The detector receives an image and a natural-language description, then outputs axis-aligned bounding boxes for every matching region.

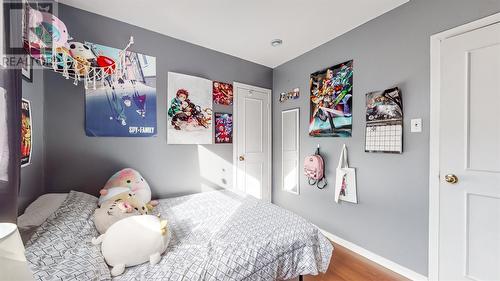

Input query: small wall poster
[85,43,157,137]
[279,88,300,103]
[309,60,353,137]
[21,99,32,167]
[213,81,233,106]
[168,72,213,144]
[365,87,403,153]
[215,113,232,144]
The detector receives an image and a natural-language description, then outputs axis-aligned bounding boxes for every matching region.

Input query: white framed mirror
[282,108,300,195]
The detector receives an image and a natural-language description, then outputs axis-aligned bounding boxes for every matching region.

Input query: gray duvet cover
[26,190,332,280]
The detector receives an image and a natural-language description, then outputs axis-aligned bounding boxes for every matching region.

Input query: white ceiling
[57,0,409,68]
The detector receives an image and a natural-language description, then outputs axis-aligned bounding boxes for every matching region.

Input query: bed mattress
[26,190,333,280]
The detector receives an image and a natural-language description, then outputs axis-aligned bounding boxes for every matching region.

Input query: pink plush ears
[99,189,108,196]
[150,200,159,207]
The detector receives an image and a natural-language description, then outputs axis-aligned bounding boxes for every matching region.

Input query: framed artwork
[309,60,353,137]
[213,81,233,106]
[22,56,33,82]
[167,72,213,144]
[21,98,32,167]
[215,113,232,144]
[365,87,403,153]
[85,43,157,137]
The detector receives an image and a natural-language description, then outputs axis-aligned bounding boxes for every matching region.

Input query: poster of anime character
[85,43,157,137]
[215,113,232,144]
[309,60,353,137]
[213,81,233,106]
[21,99,32,167]
[167,72,213,144]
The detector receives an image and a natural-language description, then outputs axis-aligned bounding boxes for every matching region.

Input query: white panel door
[234,83,271,202]
[439,22,500,281]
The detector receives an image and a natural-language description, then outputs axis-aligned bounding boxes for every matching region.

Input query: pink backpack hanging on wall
[304,146,327,189]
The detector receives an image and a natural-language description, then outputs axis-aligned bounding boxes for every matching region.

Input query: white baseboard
[319,228,428,281]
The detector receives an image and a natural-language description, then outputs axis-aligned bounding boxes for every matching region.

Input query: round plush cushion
[101,215,170,267]
[99,168,152,206]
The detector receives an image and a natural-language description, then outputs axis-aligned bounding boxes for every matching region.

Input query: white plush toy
[92,215,170,276]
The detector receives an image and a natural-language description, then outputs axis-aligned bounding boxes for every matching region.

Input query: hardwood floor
[304,242,409,281]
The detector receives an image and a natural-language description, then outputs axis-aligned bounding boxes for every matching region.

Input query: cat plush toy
[98,168,158,209]
[93,192,150,234]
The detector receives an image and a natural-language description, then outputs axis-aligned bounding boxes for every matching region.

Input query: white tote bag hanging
[334,144,357,203]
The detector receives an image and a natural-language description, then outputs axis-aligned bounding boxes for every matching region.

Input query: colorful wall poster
[215,113,232,144]
[168,72,213,144]
[309,60,353,137]
[85,43,157,137]
[213,81,233,106]
[21,99,32,167]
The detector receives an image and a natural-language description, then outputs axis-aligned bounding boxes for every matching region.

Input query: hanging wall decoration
[85,43,157,137]
[213,81,233,106]
[22,2,135,90]
[21,99,32,167]
[365,87,403,153]
[279,88,300,103]
[167,72,213,144]
[309,60,353,137]
[215,113,233,144]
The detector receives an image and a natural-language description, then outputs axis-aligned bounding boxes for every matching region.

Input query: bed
[24,190,333,280]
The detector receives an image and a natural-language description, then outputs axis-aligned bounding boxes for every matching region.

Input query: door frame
[428,12,500,280]
[232,82,272,202]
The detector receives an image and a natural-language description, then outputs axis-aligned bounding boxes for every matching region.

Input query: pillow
[18,193,68,228]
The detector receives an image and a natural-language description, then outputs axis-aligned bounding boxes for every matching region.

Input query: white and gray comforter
[26,190,333,280]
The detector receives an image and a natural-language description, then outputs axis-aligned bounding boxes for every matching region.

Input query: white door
[233,83,271,202]
[439,22,500,280]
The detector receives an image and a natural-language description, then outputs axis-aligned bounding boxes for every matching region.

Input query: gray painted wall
[20,69,45,212]
[43,4,272,198]
[272,0,500,276]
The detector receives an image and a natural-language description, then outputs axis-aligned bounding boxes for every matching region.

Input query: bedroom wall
[272,0,500,276]
[43,4,272,198]
[19,69,45,212]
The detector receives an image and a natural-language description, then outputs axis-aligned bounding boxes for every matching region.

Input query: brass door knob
[239,155,245,161]
[444,174,458,184]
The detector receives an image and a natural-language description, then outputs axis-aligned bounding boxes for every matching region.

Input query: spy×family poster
[85,43,157,137]
[309,60,353,137]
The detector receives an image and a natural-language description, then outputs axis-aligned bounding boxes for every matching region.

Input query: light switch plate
[411,118,422,133]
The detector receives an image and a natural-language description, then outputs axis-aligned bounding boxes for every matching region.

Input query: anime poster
[85,43,157,137]
[213,81,233,105]
[167,72,213,144]
[21,99,32,167]
[215,113,232,144]
[309,60,353,137]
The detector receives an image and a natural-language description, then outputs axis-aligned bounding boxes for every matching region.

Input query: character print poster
[21,99,32,167]
[309,60,353,137]
[215,113,232,144]
[167,72,213,144]
[85,43,157,137]
[213,81,233,106]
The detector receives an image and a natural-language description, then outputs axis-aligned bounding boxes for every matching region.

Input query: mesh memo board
[365,88,403,154]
